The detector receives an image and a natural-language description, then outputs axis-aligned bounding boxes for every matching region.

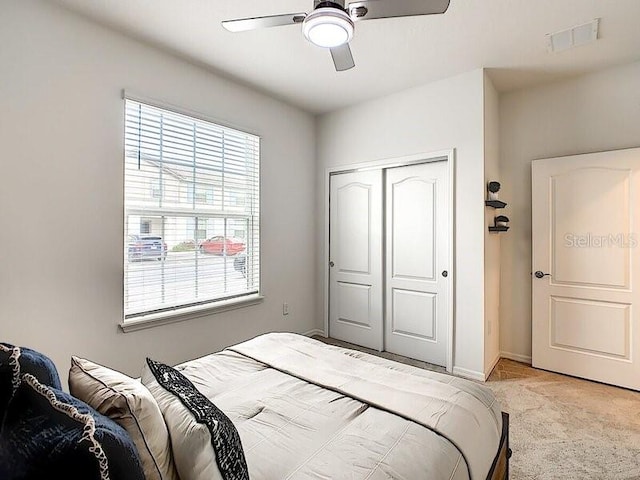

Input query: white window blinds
[124,99,260,319]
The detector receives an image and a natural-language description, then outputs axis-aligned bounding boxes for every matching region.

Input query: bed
[171,333,509,480]
[1,333,510,480]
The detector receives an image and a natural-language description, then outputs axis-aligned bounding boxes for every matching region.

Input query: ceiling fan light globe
[308,23,349,48]
[302,7,354,48]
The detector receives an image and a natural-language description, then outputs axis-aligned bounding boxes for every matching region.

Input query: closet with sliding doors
[328,155,452,367]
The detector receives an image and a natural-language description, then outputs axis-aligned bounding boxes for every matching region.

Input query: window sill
[119,294,264,333]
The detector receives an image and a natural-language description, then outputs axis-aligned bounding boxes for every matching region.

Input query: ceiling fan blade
[347,0,450,21]
[222,13,307,32]
[330,43,355,72]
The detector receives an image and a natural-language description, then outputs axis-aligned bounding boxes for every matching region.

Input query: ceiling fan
[222,0,450,72]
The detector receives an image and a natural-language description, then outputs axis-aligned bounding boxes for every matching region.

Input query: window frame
[120,92,263,332]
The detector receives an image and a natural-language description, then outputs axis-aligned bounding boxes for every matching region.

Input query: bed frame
[486,412,511,480]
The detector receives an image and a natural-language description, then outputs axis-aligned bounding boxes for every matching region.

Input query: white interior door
[532,148,640,390]
[329,170,383,350]
[385,161,449,366]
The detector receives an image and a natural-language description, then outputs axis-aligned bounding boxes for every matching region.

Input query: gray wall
[499,61,640,361]
[483,72,501,374]
[317,69,489,377]
[0,0,317,384]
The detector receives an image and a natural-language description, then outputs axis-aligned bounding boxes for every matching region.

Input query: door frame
[323,149,456,373]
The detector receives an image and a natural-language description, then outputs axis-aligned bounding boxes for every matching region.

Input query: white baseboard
[452,366,486,382]
[303,328,326,338]
[500,351,532,365]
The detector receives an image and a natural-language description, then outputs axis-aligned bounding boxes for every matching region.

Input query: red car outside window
[199,236,245,255]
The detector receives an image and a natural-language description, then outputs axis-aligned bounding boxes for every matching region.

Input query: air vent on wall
[546,18,599,53]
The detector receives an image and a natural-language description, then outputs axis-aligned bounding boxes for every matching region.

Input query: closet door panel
[329,170,383,350]
[385,161,449,366]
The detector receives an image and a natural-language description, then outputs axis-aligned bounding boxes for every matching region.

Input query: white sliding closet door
[384,161,450,366]
[329,170,384,350]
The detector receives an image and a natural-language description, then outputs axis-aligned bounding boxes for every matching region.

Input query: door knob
[329,261,335,268]
[534,271,551,279]
[442,270,448,278]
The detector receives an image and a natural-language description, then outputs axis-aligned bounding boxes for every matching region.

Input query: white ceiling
[50,0,640,114]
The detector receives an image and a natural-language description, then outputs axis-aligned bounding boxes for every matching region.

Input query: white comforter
[176,333,502,480]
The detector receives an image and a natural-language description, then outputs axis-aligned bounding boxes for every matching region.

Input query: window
[186,183,215,205]
[124,99,260,320]
[150,180,163,199]
[140,219,151,234]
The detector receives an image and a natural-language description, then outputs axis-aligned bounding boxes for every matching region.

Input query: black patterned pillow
[0,374,145,480]
[1,342,62,389]
[0,344,21,428]
[141,358,249,480]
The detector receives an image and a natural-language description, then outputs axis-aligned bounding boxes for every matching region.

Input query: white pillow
[141,358,249,480]
[69,356,179,480]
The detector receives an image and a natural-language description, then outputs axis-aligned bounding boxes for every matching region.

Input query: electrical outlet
[283,303,289,315]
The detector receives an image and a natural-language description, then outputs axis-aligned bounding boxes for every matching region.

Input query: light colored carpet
[488,360,640,480]
[315,336,640,480]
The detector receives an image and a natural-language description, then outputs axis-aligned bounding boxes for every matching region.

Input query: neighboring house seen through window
[123,99,260,320]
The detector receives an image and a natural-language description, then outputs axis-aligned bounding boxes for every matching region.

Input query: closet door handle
[442,270,448,278]
[329,261,335,268]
